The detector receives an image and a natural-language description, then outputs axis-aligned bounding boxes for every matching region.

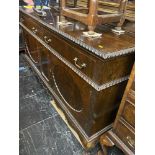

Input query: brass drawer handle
[73,57,87,69]
[44,36,51,44]
[126,136,135,148]
[20,18,24,22]
[31,27,38,34]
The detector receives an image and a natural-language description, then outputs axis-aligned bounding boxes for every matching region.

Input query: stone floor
[19,53,101,155]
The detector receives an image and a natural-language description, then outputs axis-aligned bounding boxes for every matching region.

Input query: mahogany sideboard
[19,7,135,149]
[100,64,135,154]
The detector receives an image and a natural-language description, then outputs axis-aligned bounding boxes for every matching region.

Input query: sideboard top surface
[19,7,135,59]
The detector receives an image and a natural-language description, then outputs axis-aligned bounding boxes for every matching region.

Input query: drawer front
[20,13,135,86]
[129,78,135,98]
[121,100,135,127]
[126,91,135,105]
[20,14,96,80]
[131,79,135,91]
[20,14,43,38]
[20,13,29,26]
[19,12,25,23]
[114,120,135,152]
[40,26,96,80]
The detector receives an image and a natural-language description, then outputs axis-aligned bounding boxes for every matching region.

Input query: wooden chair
[60,0,128,32]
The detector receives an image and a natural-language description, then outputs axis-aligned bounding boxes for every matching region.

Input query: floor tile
[19,75,46,99]
[22,116,82,155]
[19,131,30,155]
[19,65,35,78]
[19,54,28,67]
[19,54,37,77]
[20,130,38,155]
[21,116,100,155]
[20,90,56,130]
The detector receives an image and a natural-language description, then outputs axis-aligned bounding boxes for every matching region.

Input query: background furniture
[66,0,135,22]
[61,0,128,32]
[100,64,135,155]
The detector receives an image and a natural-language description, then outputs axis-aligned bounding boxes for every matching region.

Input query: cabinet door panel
[37,42,51,83]
[53,65,83,112]
[22,29,41,70]
[48,52,93,134]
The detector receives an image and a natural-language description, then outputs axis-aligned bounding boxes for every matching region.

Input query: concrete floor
[19,53,101,155]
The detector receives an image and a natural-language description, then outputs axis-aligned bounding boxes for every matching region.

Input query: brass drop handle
[20,18,24,22]
[31,27,38,34]
[126,136,135,148]
[44,36,51,44]
[73,57,86,69]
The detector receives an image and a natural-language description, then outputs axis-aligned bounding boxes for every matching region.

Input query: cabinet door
[22,29,41,70]
[48,52,93,135]
[38,42,51,83]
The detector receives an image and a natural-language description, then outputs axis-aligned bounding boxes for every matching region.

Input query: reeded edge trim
[23,54,113,143]
[19,8,135,59]
[20,23,129,91]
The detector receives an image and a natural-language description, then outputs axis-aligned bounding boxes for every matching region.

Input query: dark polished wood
[100,64,135,154]
[20,7,134,149]
[23,30,41,71]
[19,26,26,52]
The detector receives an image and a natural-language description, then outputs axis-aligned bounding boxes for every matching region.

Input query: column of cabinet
[23,29,52,83]
[23,29,41,71]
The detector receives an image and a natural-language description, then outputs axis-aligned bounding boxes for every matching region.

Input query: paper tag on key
[57,21,73,27]
[82,31,102,39]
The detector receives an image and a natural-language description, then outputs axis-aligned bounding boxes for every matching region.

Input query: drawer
[20,14,43,37]
[40,26,96,80]
[121,100,135,127]
[20,13,28,25]
[131,80,135,91]
[114,120,135,152]
[20,14,94,81]
[126,91,135,105]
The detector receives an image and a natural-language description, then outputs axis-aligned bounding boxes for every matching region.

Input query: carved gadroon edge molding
[20,8,135,59]
[24,54,113,142]
[20,22,129,91]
